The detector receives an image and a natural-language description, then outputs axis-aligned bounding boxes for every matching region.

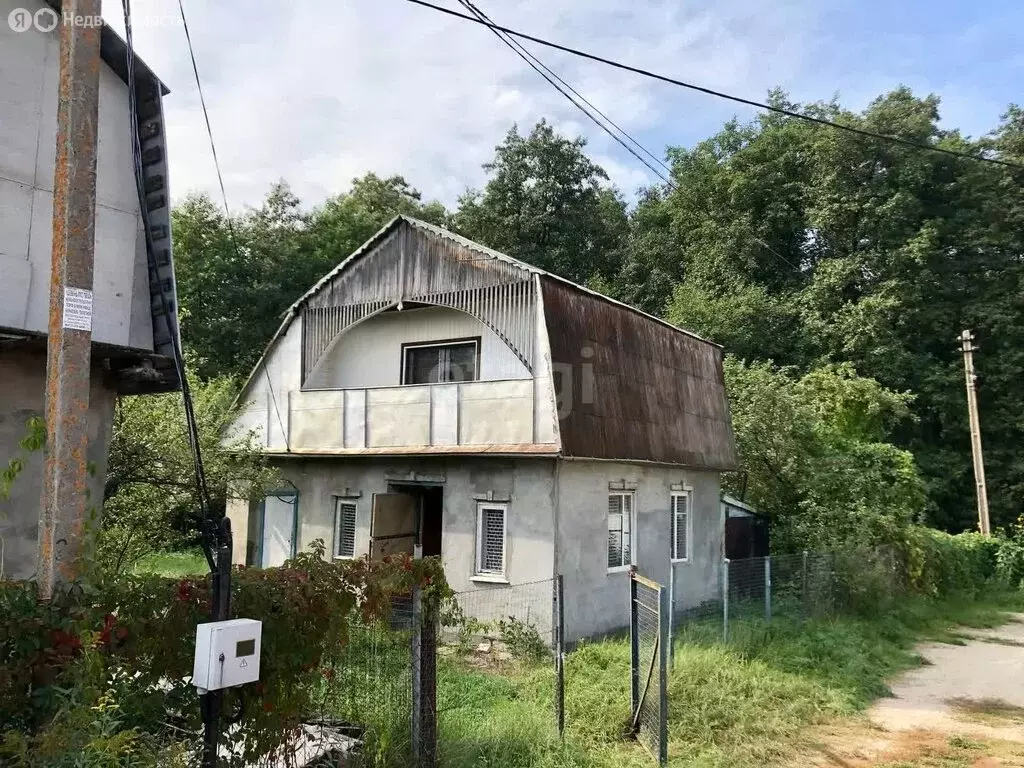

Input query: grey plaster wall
[554,460,722,641]
[0,350,115,579]
[238,456,557,597]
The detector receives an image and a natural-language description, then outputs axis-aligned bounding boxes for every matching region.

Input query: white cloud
[100,0,1016,213]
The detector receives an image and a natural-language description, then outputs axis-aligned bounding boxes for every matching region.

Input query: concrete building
[0,0,179,579]
[226,217,737,641]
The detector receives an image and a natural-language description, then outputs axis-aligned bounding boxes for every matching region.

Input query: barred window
[475,503,507,576]
[334,498,357,559]
[671,491,690,561]
[608,492,634,570]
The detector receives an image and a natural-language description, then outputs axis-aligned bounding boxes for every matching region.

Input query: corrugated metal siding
[540,277,738,470]
[302,222,535,382]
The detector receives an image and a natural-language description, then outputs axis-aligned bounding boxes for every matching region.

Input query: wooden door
[369,492,418,561]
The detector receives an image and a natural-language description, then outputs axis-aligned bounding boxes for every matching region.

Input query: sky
[100,0,1024,212]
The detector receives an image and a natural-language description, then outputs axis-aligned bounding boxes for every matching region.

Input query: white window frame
[333,497,358,559]
[670,489,693,563]
[607,491,636,573]
[473,501,508,583]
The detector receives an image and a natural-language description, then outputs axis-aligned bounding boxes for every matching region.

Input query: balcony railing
[286,379,542,452]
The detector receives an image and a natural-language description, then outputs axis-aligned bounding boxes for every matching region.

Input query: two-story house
[226,216,738,641]
[1,0,179,579]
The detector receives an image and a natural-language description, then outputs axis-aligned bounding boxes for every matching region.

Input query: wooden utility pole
[37,0,103,598]
[959,330,991,536]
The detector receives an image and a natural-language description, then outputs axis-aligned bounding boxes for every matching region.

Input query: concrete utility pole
[959,330,991,536]
[37,0,103,599]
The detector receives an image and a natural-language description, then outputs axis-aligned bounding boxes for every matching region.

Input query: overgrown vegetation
[0,545,448,767]
[438,590,1024,768]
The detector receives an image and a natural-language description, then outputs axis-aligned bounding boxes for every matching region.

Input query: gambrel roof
[240,216,738,470]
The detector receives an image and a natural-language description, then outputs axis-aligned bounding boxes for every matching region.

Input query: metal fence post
[411,584,422,762]
[802,550,809,617]
[668,565,675,671]
[764,556,772,623]
[658,585,670,766]
[555,575,565,738]
[629,568,640,717]
[722,558,730,643]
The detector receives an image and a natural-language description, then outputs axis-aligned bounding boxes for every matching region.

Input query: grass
[437,591,1024,768]
[132,549,207,578]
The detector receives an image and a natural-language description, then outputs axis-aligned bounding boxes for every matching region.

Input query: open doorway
[388,483,443,557]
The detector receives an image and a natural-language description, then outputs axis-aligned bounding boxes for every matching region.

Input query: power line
[175,0,291,451]
[406,0,1024,172]
[456,0,801,275]
[122,0,214,570]
[456,0,673,181]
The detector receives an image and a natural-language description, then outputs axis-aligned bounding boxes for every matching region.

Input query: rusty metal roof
[541,277,738,471]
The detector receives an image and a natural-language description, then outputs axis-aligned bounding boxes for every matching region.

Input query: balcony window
[402,338,479,384]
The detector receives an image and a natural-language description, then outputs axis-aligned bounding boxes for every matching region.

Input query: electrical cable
[121,0,217,571]
[405,0,1024,172]
[455,0,673,183]
[175,0,291,452]
[458,0,802,275]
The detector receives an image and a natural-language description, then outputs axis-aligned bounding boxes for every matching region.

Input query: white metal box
[193,619,262,692]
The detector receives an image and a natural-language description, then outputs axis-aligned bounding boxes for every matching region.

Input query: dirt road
[869,614,1024,741]
[805,615,1024,767]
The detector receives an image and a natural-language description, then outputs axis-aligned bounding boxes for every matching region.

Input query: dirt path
[868,614,1024,742]
[802,615,1024,767]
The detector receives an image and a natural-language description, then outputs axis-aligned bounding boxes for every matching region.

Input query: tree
[725,359,925,550]
[640,88,1024,531]
[99,365,278,572]
[453,121,628,283]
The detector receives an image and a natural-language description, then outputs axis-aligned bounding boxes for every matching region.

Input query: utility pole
[37,0,102,599]
[959,330,991,536]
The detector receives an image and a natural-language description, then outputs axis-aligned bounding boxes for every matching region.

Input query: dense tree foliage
[454,121,628,283]
[167,89,1024,538]
[652,89,1024,531]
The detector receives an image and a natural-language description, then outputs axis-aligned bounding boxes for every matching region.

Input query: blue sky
[101,0,1024,210]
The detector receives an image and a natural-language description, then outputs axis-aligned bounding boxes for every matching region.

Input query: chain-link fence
[630,572,668,766]
[438,577,566,745]
[441,578,556,657]
[671,546,905,647]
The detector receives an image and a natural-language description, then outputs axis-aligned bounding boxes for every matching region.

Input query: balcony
[285,379,554,454]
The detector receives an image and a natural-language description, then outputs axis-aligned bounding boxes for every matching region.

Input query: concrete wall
[226,454,723,642]
[305,306,530,389]
[555,459,722,641]
[0,350,115,580]
[0,0,154,350]
[230,456,557,598]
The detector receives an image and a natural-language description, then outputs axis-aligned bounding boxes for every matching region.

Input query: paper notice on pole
[62,287,93,332]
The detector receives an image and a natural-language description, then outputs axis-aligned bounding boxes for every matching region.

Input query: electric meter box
[193,619,262,692]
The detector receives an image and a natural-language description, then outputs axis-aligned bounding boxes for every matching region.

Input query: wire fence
[630,573,668,765]
[200,593,436,768]
[671,546,904,647]
[440,578,556,657]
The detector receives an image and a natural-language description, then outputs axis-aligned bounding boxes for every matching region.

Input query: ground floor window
[334,498,358,559]
[671,490,691,562]
[475,502,507,577]
[608,492,634,570]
